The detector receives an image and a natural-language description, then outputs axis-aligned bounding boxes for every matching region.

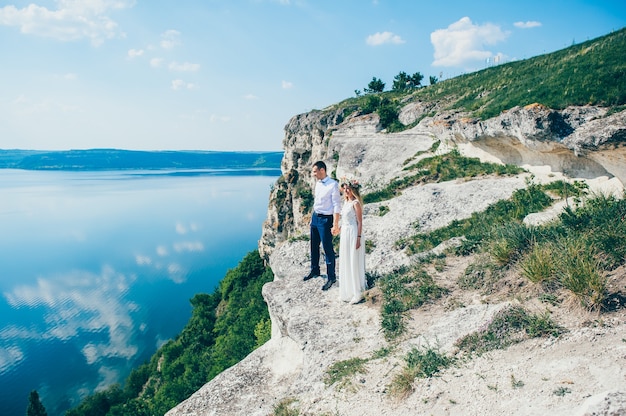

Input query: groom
[303,160,341,291]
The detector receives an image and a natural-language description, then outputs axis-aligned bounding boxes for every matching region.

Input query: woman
[338,179,367,304]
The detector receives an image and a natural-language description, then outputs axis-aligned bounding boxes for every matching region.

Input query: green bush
[389,347,454,398]
[520,242,557,285]
[455,306,564,356]
[556,237,607,309]
[488,222,538,266]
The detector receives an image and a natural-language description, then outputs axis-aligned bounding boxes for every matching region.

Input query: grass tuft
[324,357,368,389]
[455,306,564,355]
[389,347,454,399]
[271,398,299,416]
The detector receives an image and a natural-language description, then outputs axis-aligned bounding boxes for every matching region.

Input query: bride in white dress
[337,180,367,304]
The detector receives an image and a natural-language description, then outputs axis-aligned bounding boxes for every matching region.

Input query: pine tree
[26,390,47,416]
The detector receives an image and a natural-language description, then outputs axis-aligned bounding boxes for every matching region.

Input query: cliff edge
[166,102,626,416]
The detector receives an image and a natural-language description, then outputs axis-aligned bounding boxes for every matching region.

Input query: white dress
[338,199,366,303]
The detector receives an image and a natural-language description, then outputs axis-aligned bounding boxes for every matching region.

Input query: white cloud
[171,79,197,90]
[209,114,231,123]
[156,245,169,256]
[2,267,139,366]
[167,263,186,283]
[366,31,405,46]
[431,17,510,67]
[244,93,259,100]
[160,29,181,49]
[150,57,163,68]
[0,0,135,45]
[169,61,201,72]
[173,241,204,253]
[175,222,198,234]
[514,21,542,29]
[64,72,77,80]
[0,346,24,373]
[281,80,293,89]
[127,48,144,58]
[135,254,151,265]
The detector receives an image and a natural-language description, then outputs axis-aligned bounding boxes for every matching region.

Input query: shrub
[488,222,537,266]
[556,237,607,309]
[254,318,272,348]
[520,243,557,285]
[455,306,564,356]
[389,347,454,398]
[559,193,626,270]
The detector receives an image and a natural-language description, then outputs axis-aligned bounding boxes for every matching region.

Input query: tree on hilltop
[392,71,424,91]
[364,77,385,93]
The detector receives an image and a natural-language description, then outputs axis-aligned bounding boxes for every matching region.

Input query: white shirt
[313,176,341,215]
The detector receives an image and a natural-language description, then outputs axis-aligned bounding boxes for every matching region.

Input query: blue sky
[0,1,624,151]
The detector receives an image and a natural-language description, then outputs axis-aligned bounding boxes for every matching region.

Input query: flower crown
[340,176,361,190]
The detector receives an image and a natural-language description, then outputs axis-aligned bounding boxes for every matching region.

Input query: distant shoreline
[0,149,284,171]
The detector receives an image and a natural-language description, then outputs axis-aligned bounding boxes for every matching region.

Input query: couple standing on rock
[302,160,367,304]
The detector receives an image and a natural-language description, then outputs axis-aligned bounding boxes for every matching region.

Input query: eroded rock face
[423,104,626,182]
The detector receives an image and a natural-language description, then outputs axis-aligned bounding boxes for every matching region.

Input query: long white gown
[338,199,367,303]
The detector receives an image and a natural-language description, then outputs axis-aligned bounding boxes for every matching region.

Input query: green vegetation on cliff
[65,250,273,416]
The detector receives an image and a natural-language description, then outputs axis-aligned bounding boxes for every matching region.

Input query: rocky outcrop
[424,104,626,183]
[167,102,626,416]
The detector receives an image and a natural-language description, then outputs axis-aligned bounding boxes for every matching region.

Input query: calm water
[0,169,278,416]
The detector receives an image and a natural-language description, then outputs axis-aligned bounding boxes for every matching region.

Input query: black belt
[314,212,333,218]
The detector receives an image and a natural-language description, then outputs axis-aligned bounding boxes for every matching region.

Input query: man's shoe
[303,271,319,281]
[321,279,336,291]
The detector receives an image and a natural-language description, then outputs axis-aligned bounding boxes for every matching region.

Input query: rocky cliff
[166,102,626,416]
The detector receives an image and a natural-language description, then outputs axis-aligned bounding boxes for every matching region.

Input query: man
[304,160,341,291]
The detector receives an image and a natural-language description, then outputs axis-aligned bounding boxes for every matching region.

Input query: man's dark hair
[313,160,327,171]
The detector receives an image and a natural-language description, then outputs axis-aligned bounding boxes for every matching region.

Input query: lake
[0,169,278,416]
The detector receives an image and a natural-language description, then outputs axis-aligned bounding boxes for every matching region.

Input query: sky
[0,1,624,151]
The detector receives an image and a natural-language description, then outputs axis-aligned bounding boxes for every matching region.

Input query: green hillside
[416,27,626,119]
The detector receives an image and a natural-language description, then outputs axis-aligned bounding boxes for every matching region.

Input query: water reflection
[0,169,276,416]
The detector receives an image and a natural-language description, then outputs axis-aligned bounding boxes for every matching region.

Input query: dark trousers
[310,213,336,280]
